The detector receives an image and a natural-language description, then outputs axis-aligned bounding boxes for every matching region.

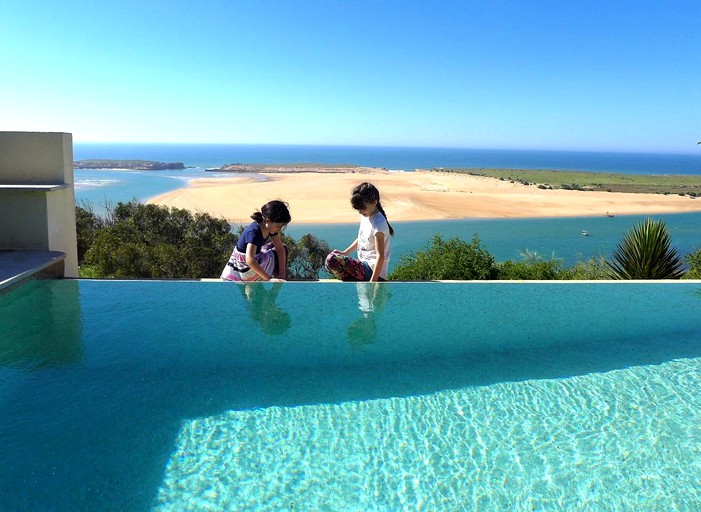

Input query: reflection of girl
[356,282,391,317]
[325,182,394,282]
[346,282,392,348]
[241,282,291,335]
[221,200,291,282]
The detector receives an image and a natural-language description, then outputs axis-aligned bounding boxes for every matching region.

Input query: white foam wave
[74,179,120,190]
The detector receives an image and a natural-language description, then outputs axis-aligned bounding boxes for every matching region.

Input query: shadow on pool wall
[1,280,701,510]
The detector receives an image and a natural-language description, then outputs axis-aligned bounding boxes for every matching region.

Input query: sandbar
[147,170,701,224]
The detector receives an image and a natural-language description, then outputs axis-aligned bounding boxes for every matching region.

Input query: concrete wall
[0,132,78,277]
[0,192,49,247]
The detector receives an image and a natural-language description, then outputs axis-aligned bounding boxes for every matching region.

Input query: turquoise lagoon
[1,279,701,510]
[73,143,701,268]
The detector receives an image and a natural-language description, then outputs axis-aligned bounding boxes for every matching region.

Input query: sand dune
[148,170,701,224]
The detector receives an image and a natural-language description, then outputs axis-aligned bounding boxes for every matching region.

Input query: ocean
[72,143,701,266]
[74,143,701,174]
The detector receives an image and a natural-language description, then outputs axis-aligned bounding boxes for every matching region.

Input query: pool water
[1,280,700,510]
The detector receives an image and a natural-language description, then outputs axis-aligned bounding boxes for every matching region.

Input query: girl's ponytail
[377,202,394,236]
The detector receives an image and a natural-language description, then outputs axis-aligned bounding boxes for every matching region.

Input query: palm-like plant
[605,218,685,279]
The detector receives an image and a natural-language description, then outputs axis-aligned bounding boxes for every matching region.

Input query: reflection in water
[240,282,291,335]
[346,283,392,348]
[0,280,83,369]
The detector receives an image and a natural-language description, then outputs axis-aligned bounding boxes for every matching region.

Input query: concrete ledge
[0,183,69,191]
[0,250,66,291]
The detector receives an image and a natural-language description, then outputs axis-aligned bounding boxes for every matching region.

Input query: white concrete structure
[0,132,78,278]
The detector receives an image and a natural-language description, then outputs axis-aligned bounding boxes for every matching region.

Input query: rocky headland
[205,163,387,174]
[74,159,186,170]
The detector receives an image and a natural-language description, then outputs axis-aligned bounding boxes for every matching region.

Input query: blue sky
[1,1,699,152]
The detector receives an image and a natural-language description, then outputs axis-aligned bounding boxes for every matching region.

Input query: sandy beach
[148,170,701,224]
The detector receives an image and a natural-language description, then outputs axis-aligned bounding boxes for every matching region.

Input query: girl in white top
[325,182,394,281]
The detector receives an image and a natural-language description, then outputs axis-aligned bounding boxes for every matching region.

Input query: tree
[284,233,331,280]
[83,202,235,278]
[79,201,331,280]
[605,218,685,279]
[75,202,106,264]
[389,234,498,280]
[683,248,701,279]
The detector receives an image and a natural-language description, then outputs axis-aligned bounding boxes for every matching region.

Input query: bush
[559,257,609,280]
[389,234,498,281]
[79,201,332,280]
[284,233,331,280]
[497,253,564,280]
[75,203,106,264]
[684,249,701,279]
[82,201,235,278]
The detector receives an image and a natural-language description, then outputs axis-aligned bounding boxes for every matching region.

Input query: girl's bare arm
[340,238,358,255]
[370,232,385,282]
[245,243,271,281]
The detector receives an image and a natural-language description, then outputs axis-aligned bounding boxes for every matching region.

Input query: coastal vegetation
[76,201,330,279]
[436,168,701,196]
[685,250,701,279]
[388,236,608,281]
[76,202,700,281]
[387,235,498,281]
[78,202,234,278]
[389,222,699,281]
[284,233,331,280]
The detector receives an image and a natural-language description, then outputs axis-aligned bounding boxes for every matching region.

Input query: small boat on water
[581,230,590,236]
[605,212,614,217]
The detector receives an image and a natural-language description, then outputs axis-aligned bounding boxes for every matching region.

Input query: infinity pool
[1,280,700,510]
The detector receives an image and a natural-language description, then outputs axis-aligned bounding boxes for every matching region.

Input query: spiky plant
[605,218,685,279]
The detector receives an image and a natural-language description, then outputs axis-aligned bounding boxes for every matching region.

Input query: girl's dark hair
[351,182,394,236]
[251,200,292,224]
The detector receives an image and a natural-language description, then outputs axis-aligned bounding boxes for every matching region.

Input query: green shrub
[497,254,564,280]
[683,249,701,279]
[559,257,609,280]
[281,233,330,280]
[83,201,235,278]
[75,203,105,264]
[79,201,331,280]
[388,234,498,281]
